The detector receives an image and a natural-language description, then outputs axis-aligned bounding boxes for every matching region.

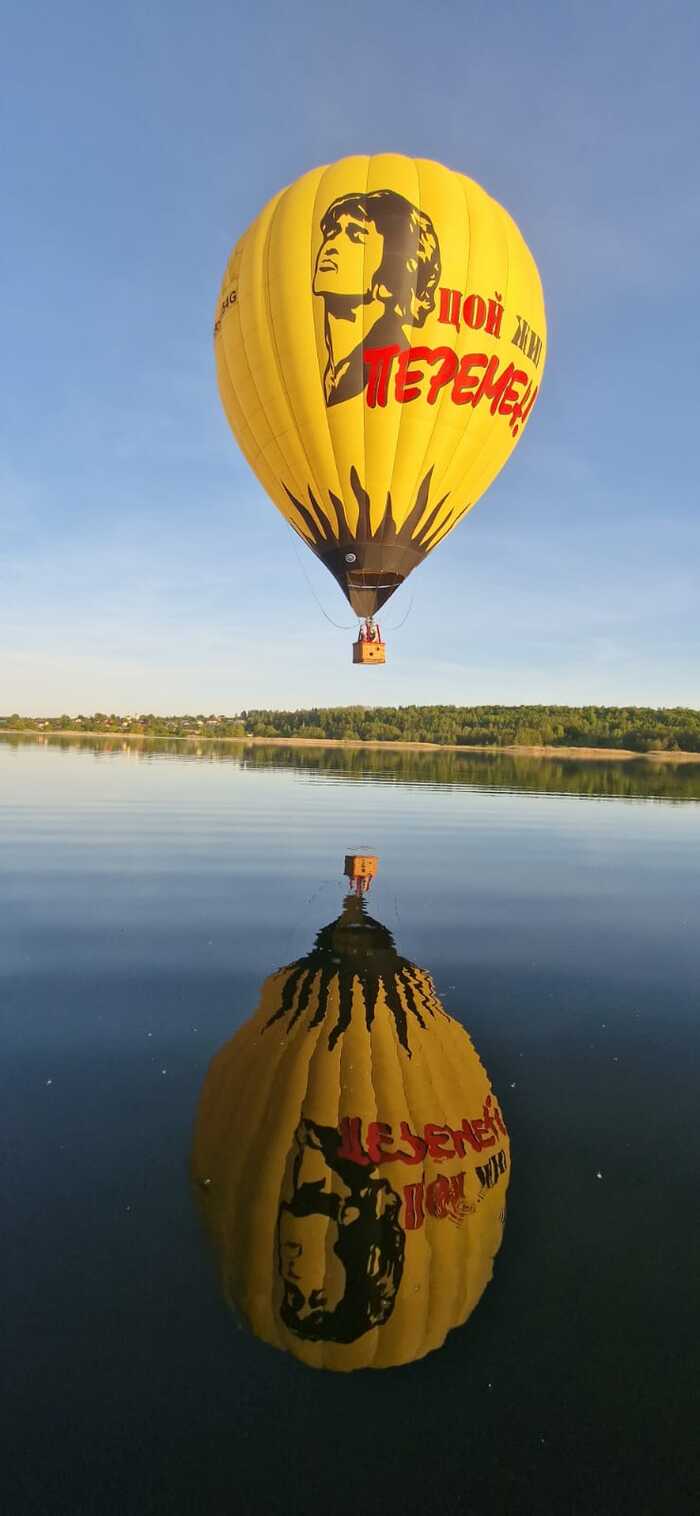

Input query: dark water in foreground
[2,736,699,1515]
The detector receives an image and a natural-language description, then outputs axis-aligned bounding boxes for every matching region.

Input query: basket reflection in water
[192,866,509,1371]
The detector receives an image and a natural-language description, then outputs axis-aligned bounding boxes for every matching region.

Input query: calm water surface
[2,736,699,1514]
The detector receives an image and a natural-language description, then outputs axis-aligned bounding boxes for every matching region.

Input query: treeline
[1,705,699,751]
[0,713,247,739]
[235,704,700,752]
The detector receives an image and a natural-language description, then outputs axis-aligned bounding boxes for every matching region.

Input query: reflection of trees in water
[241,744,700,801]
[3,732,700,802]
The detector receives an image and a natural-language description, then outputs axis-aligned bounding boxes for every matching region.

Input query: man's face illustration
[278,1210,346,1322]
[313,213,384,301]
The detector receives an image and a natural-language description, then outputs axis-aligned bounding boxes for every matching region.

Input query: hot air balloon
[214,154,546,662]
[192,874,510,1371]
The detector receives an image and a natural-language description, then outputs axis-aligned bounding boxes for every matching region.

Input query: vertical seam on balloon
[327,976,349,1371]
[220,210,285,476]
[384,165,476,554]
[217,341,272,494]
[302,969,342,1371]
[217,266,268,470]
[423,1000,480,1333]
[391,976,437,1360]
[362,155,372,549]
[217,210,316,544]
[363,980,392,1370]
[310,158,366,544]
[393,167,477,548]
[225,968,303,1343]
[440,171,480,526]
[361,966,383,1370]
[384,981,425,1370]
[310,165,342,533]
[409,973,465,1343]
[422,184,512,554]
[438,182,513,537]
[293,970,334,1370]
[430,982,484,1352]
[269,970,329,1365]
[264,180,330,522]
[382,155,421,554]
[463,205,518,507]
[395,159,472,546]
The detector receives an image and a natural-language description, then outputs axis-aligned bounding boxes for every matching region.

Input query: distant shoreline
[3,730,700,763]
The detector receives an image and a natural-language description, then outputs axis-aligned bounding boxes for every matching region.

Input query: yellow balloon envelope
[192,894,510,1371]
[215,153,546,618]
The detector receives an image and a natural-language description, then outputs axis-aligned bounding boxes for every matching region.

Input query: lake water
[2,735,699,1515]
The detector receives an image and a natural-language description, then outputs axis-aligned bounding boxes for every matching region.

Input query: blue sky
[3,0,698,713]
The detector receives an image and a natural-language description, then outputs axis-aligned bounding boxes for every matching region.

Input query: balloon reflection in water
[192,881,509,1371]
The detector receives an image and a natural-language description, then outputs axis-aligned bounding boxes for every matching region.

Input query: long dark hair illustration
[277,1117,405,1344]
[312,189,441,407]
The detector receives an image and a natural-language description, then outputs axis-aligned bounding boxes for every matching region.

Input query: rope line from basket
[291,536,416,634]
[290,537,355,630]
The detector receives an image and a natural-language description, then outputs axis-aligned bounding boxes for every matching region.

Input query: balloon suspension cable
[291,536,414,634]
[282,877,338,962]
[290,536,355,631]
[382,593,415,633]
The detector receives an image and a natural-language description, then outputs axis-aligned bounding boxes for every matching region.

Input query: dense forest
[1,705,700,751]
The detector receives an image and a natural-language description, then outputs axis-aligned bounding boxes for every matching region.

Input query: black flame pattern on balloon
[262,898,446,1055]
[283,466,457,558]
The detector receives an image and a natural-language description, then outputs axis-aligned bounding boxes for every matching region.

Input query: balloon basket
[352,639,386,665]
[344,854,378,893]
